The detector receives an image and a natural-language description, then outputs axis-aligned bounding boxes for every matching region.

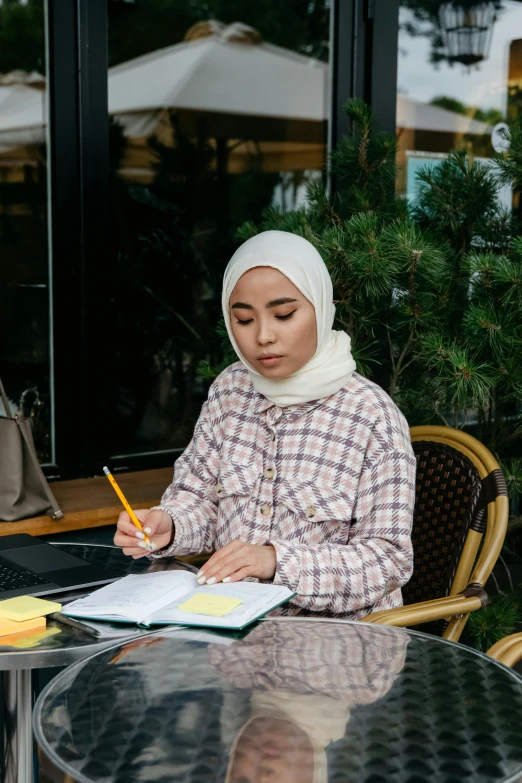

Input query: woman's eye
[276,310,296,321]
[236,318,253,326]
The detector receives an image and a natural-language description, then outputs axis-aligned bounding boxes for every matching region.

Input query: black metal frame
[330,0,399,149]
[46,0,111,479]
[43,0,401,480]
[47,0,85,479]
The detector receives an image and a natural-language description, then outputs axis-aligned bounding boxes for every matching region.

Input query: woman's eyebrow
[266,297,298,309]
[230,297,298,311]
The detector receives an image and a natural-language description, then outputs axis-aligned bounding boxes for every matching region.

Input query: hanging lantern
[438,1,499,66]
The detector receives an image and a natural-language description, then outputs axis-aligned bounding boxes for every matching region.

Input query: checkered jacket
[152,363,415,619]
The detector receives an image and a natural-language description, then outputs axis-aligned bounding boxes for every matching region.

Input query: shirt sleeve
[149,400,220,558]
[268,446,416,616]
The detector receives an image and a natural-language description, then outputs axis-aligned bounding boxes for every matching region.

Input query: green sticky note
[177,594,243,617]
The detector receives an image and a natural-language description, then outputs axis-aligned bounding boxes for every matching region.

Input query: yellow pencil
[103,467,154,549]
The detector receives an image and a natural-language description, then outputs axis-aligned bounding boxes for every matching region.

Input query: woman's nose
[256,322,276,345]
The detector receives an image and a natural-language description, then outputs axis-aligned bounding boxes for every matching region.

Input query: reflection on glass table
[0,544,195,783]
[35,618,522,783]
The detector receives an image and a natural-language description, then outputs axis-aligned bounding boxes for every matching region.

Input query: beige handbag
[0,377,63,522]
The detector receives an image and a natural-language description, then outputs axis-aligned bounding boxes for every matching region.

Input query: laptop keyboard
[0,561,49,592]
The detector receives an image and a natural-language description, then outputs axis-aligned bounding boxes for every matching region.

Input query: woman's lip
[258,356,283,367]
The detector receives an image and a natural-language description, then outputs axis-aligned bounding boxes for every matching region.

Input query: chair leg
[442,614,470,642]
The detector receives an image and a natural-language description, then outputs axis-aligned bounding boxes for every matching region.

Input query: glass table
[0,544,195,783]
[34,617,522,783]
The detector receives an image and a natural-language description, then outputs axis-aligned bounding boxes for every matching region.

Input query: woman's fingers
[220,566,254,583]
[122,546,148,559]
[117,518,143,537]
[198,544,252,584]
[196,541,244,575]
[115,510,161,555]
[114,530,153,552]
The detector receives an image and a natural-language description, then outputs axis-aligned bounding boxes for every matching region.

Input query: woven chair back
[403,440,483,607]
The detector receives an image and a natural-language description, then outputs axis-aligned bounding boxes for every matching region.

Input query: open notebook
[62,570,295,630]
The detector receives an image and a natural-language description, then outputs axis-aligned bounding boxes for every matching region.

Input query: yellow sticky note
[178,594,243,617]
[0,596,62,622]
[0,615,46,636]
[4,627,61,650]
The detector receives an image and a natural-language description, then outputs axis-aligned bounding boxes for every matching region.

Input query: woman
[114,230,416,618]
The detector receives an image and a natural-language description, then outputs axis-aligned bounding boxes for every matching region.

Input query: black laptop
[0,534,121,599]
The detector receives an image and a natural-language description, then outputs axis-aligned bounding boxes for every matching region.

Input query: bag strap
[0,376,14,419]
[16,419,63,519]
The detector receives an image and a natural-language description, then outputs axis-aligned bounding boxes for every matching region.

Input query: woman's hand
[113,509,173,558]
[196,541,276,584]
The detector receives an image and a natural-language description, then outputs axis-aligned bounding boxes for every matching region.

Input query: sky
[397,0,522,114]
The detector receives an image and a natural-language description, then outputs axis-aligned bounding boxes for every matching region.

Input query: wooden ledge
[0,467,174,537]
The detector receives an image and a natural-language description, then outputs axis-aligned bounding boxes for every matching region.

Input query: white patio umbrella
[0,81,46,153]
[397,94,492,135]
[111,21,327,117]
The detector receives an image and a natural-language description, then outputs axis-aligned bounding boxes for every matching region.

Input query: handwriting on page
[68,572,197,616]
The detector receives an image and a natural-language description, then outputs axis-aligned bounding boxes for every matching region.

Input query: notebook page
[146,581,294,629]
[63,571,198,624]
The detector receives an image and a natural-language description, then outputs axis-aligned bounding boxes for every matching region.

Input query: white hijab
[222,230,356,407]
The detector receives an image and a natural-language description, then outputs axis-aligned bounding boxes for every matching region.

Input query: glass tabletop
[34,618,522,783]
[0,545,195,668]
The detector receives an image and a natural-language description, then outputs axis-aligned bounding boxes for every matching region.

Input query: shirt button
[260,504,271,516]
[306,506,316,519]
[216,483,223,495]
[264,468,275,480]
[270,431,276,442]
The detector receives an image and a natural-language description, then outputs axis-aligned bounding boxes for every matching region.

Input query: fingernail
[144,526,152,534]
[196,570,204,578]
[222,577,231,583]
[135,531,145,540]
[149,542,157,550]
[137,541,148,549]
[206,577,216,585]
[197,576,207,585]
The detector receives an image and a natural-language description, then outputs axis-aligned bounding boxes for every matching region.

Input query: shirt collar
[254,395,327,420]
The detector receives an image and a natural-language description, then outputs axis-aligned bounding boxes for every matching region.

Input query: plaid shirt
[152,363,415,619]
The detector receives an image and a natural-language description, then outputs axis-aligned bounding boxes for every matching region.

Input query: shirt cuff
[266,538,305,592]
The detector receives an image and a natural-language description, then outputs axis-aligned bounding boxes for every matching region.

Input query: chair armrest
[486,633,522,668]
[360,592,484,627]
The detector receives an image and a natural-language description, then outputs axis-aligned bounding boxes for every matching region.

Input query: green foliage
[0,0,44,74]
[467,592,522,652]
[412,149,503,257]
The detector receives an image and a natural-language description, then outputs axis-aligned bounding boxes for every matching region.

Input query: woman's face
[229,267,317,380]
[229,716,314,783]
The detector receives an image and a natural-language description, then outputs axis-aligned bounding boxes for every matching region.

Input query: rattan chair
[361,425,509,642]
[487,633,522,667]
